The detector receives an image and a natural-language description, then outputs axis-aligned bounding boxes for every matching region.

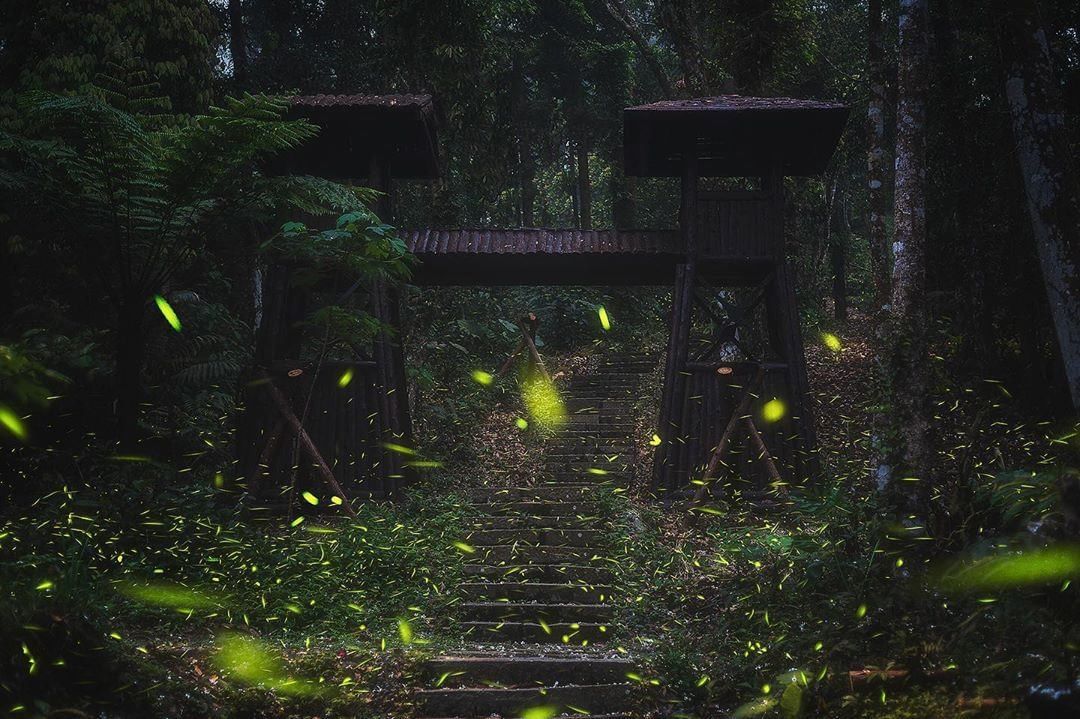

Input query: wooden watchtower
[245,93,846,509]
[623,97,848,494]
[242,95,438,502]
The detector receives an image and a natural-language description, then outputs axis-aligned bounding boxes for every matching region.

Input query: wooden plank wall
[239,360,393,502]
[695,194,781,259]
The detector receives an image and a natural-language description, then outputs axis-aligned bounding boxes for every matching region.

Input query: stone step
[465,529,605,547]
[461,582,612,603]
[463,564,615,584]
[476,501,603,516]
[469,515,595,530]
[543,460,631,471]
[471,545,604,565]
[418,682,631,716]
[542,448,634,458]
[561,425,635,436]
[545,454,632,463]
[468,485,599,502]
[425,715,630,719]
[424,654,633,688]
[460,602,613,623]
[549,473,627,485]
[461,621,612,644]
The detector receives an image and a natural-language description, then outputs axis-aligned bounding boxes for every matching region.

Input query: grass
[0,471,477,717]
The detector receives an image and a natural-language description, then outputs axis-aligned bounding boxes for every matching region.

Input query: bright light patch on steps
[522,371,567,431]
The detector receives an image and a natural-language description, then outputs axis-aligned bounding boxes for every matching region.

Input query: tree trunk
[656,0,709,93]
[867,0,890,311]
[228,0,248,88]
[577,139,591,230]
[830,188,849,321]
[511,54,536,227]
[115,296,147,449]
[603,0,675,97]
[890,0,934,511]
[999,4,1080,412]
[611,148,636,229]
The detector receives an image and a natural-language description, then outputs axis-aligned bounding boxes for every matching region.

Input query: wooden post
[652,153,699,493]
[764,261,818,479]
[692,366,765,505]
[368,154,414,494]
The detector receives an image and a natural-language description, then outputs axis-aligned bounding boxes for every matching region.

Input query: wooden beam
[652,262,696,492]
[764,261,818,479]
[691,366,764,505]
[259,373,358,518]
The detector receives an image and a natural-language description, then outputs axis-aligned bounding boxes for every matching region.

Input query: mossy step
[470,545,605,564]
[424,654,634,688]
[460,601,614,623]
[463,564,615,584]
[460,621,613,644]
[476,501,604,516]
[461,582,613,603]
[418,682,631,716]
[469,515,597,530]
[469,485,600,501]
[465,528,606,547]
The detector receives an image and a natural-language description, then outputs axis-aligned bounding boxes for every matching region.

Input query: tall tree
[890,0,934,510]
[603,0,674,97]
[656,0,711,92]
[867,0,890,311]
[999,3,1080,412]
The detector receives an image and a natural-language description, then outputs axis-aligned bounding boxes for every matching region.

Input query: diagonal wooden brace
[260,372,358,518]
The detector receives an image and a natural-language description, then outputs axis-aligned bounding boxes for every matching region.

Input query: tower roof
[623,95,849,177]
[277,94,439,179]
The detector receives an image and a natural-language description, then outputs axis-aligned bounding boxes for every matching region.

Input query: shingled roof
[401,228,688,285]
[624,95,849,177]
[276,94,439,179]
[402,228,677,256]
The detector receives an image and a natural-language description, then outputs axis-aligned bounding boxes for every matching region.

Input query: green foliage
[0,475,472,715]
[0,0,217,113]
[0,88,397,443]
[266,211,414,359]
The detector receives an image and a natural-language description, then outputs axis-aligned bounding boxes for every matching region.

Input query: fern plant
[0,88,386,446]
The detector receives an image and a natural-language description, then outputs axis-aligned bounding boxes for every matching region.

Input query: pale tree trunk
[1000,4,1080,412]
[868,0,893,492]
[890,0,934,511]
[867,0,890,311]
[577,139,591,230]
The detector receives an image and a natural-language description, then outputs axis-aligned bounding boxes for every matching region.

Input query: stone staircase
[415,353,656,719]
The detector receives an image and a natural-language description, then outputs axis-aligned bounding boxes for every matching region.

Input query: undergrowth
[0,470,475,717]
